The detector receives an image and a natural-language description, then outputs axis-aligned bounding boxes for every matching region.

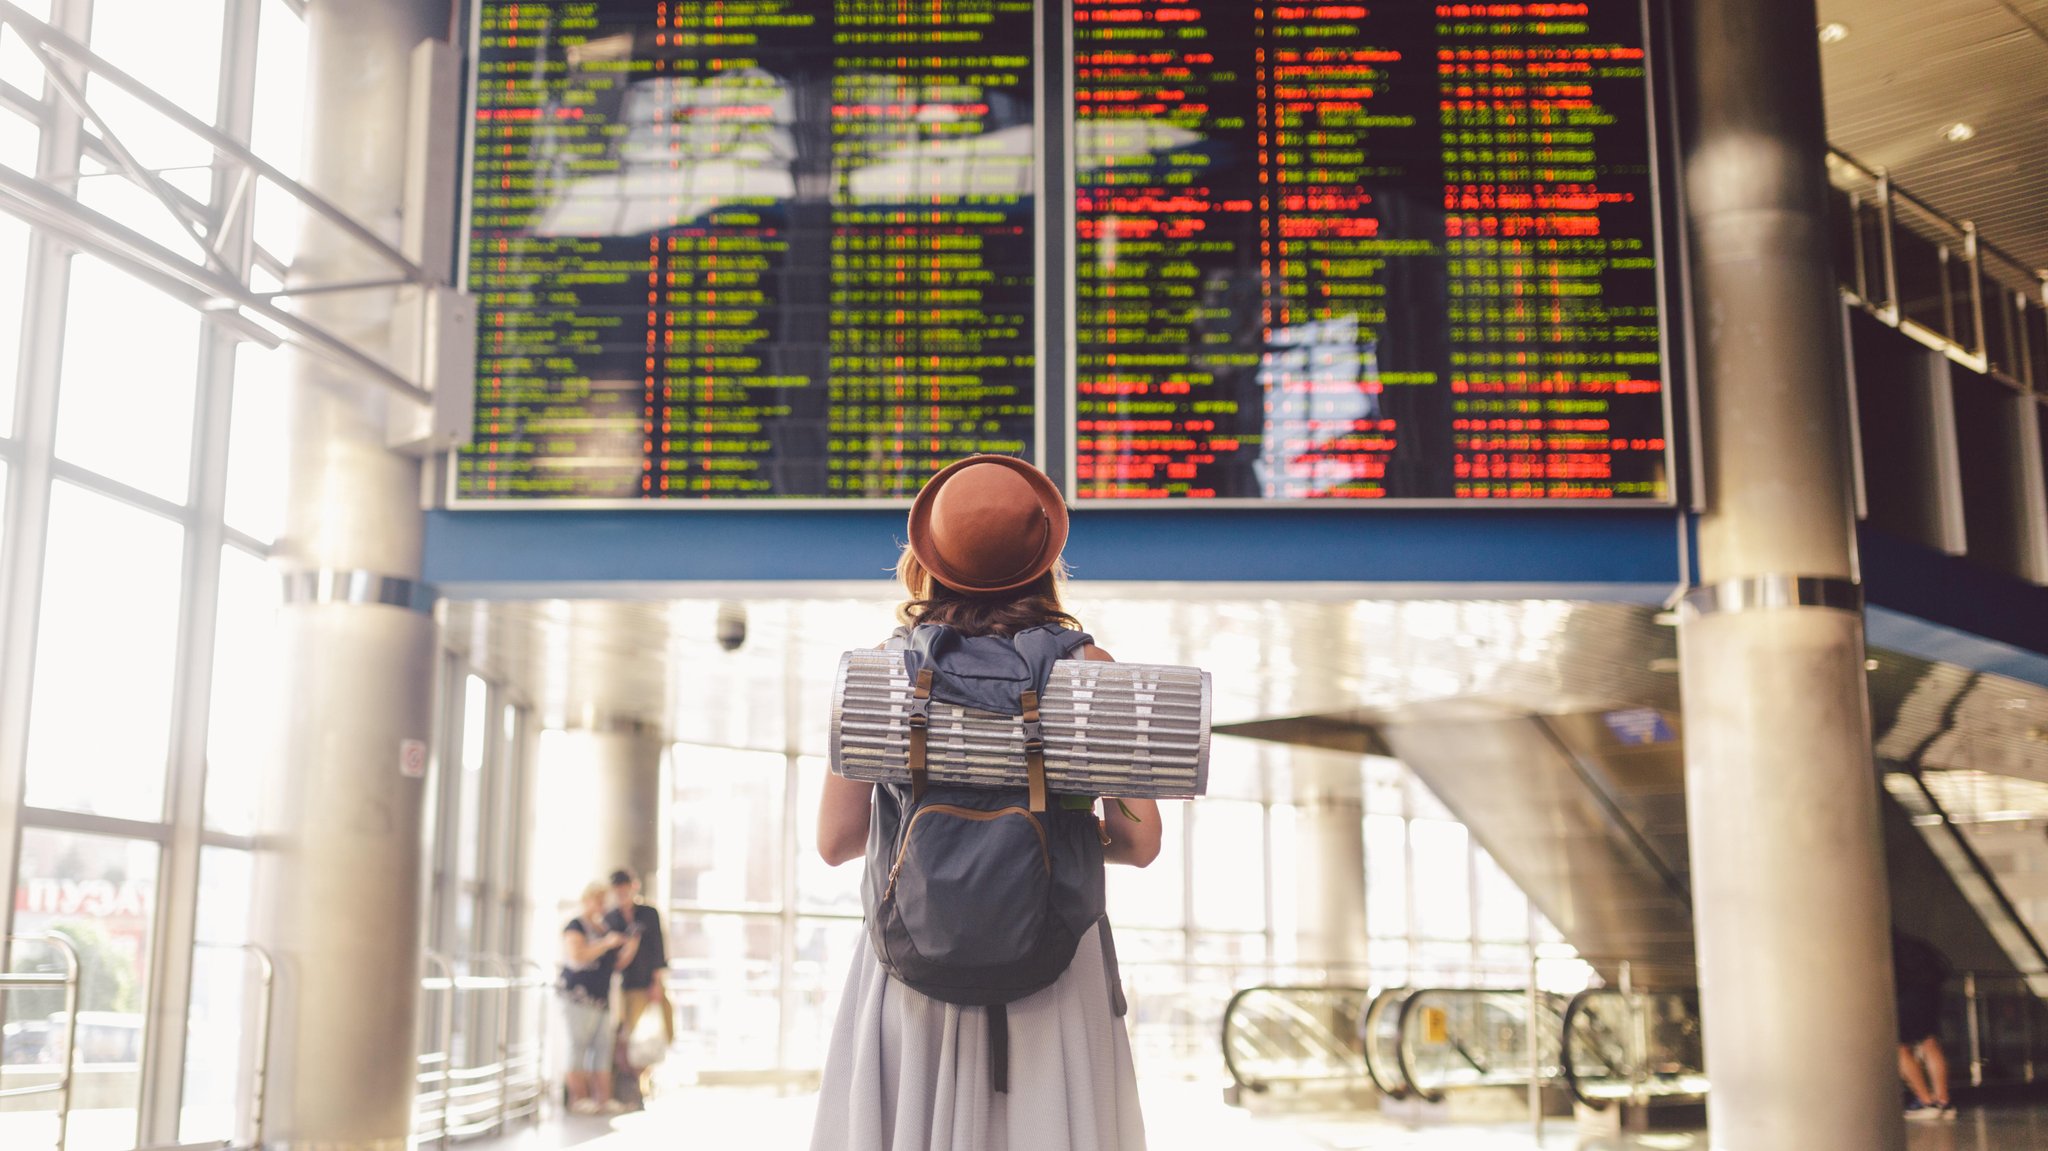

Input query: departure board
[1072,1,1672,502]
[458,0,1040,502]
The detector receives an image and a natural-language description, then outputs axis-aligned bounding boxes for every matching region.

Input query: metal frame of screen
[447,0,1050,509]
[1060,0,1684,508]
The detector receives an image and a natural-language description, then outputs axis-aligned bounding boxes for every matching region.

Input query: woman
[812,455,1163,1150]
[560,881,626,1115]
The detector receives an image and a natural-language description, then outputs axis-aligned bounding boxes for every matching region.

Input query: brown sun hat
[907,455,1070,594]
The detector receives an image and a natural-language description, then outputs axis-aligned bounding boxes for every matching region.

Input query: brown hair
[895,549,1081,638]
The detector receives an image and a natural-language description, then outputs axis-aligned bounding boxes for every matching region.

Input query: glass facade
[0,3,347,1149]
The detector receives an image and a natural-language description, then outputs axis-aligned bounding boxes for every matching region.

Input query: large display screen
[457,0,1674,506]
[1074,0,1669,500]
[459,0,1041,502]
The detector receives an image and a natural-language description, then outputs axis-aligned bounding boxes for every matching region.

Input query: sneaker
[1937,1101,1958,1121]
[569,1099,602,1117]
[602,1099,631,1114]
[1904,1101,1943,1122]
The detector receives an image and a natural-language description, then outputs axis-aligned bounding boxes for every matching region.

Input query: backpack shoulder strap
[1018,688,1046,813]
[907,667,933,804]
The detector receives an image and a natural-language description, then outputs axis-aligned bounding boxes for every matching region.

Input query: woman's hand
[1079,645,1165,867]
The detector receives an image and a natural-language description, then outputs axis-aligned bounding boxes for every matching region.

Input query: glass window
[0,105,34,174]
[25,482,184,821]
[1191,800,1263,932]
[54,255,201,501]
[0,0,50,95]
[1364,813,1408,940]
[1474,846,1529,943]
[6,829,160,1137]
[223,343,289,543]
[788,917,864,1068]
[1409,820,1471,941]
[180,849,258,1143]
[1107,800,1184,930]
[205,545,279,836]
[526,728,603,951]
[1267,804,1297,966]
[669,913,781,1068]
[88,0,226,124]
[490,704,521,891]
[76,157,214,265]
[794,756,860,915]
[1369,937,1410,983]
[1363,755,1406,814]
[0,213,28,437]
[249,0,308,262]
[456,675,487,886]
[672,744,784,909]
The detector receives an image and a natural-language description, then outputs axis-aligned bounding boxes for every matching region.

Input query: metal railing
[1827,149,2048,394]
[189,941,277,1151]
[413,953,550,1148]
[0,934,82,1151]
[1954,970,2048,1089]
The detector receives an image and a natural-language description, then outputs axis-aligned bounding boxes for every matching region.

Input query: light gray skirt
[809,922,1147,1151]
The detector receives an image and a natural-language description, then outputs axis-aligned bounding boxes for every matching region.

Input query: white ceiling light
[1817,21,1851,44]
[1941,121,1977,143]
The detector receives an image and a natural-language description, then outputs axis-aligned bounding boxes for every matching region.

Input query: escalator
[1217,607,2048,1096]
[1222,983,1709,1111]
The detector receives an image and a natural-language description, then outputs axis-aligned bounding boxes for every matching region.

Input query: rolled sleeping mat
[829,648,1211,799]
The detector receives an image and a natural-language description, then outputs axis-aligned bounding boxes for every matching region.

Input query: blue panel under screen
[1859,524,2048,689]
[422,507,1685,590]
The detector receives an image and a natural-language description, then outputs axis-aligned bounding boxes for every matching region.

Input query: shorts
[1898,995,1941,1045]
[561,995,615,1073]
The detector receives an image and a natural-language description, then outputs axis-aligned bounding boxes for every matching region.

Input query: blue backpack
[861,623,1125,1091]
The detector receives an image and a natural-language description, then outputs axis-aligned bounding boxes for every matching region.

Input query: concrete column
[535,726,664,893]
[249,1,442,1148]
[1676,2,1902,1149]
[1293,780,1369,969]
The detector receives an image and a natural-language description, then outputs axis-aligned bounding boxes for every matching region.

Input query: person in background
[560,881,626,1116]
[1894,929,1956,1121]
[606,867,671,1103]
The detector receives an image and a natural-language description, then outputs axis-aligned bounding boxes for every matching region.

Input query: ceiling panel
[1816,0,2048,273]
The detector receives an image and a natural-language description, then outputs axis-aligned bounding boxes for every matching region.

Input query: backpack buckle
[907,667,933,729]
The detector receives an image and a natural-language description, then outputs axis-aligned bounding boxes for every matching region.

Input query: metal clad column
[1677,2,1902,1148]
[251,0,441,1147]
[533,726,665,891]
[1294,775,1369,971]
[592,726,665,886]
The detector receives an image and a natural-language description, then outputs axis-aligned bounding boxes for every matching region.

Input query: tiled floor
[456,1081,2048,1151]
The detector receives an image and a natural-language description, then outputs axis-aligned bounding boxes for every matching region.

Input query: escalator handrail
[1219,984,1374,1093]
[1560,987,1709,1110]
[1393,987,1440,1104]
[1560,987,1621,1111]
[1395,986,1570,1103]
[1361,986,1412,1099]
